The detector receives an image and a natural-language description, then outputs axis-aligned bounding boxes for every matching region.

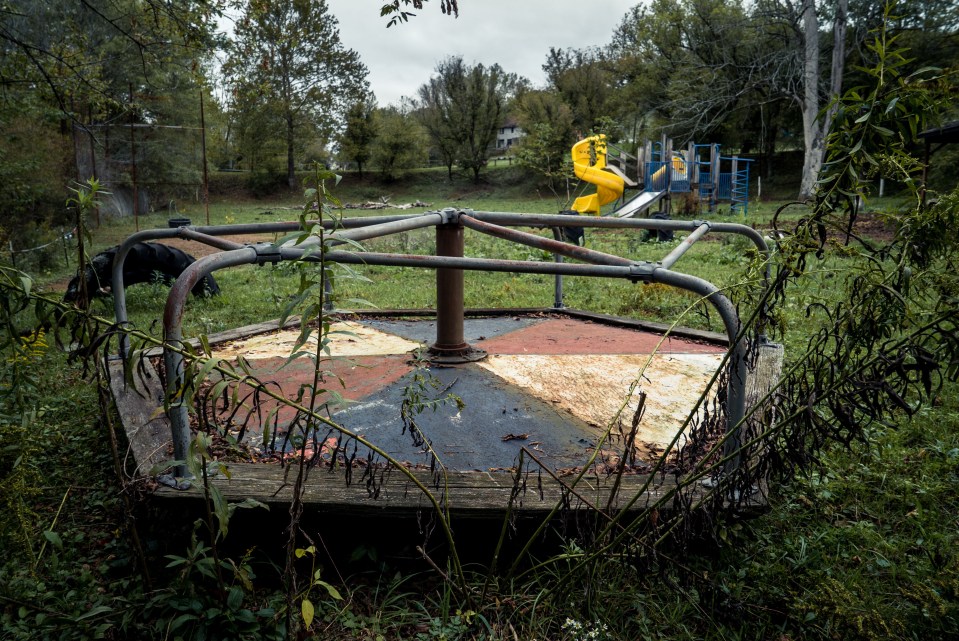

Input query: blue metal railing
[638,146,752,216]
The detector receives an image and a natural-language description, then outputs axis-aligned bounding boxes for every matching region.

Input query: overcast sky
[326,0,637,106]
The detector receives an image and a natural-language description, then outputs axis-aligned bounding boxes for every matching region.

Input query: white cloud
[327,0,636,106]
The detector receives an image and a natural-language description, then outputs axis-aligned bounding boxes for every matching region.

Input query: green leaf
[209,380,231,401]
[196,357,221,386]
[236,609,256,623]
[75,605,113,621]
[199,334,212,357]
[43,530,63,550]
[301,598,315,628]
[170,613,198,630]
[234,498,268,511]
[319,581,343,601]
[227,586,244,610]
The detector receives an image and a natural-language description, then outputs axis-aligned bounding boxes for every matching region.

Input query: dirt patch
[846,210,896,243]
[762,209,897,244]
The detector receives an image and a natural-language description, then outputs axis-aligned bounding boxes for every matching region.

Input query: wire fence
[4,227,77,273]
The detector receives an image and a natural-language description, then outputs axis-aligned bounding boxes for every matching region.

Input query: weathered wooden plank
[121,312,776,516]
[109,359,172,474]
[742,341,784,500]
[744,341,784,412]
[154,462,689,515]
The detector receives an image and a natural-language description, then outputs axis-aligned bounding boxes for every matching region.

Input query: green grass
[4,176,957,640]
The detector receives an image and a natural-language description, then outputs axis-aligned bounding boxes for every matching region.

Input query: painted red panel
[476,317,725,355]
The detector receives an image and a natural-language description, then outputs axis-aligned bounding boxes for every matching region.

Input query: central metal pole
[551,227,565,308]
[429,221,487,363]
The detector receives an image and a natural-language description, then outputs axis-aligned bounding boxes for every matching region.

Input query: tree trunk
[798,0,847,200]
[798,0,822,199]
[286,109,296,189]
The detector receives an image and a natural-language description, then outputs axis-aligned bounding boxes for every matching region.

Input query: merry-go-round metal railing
[110,208,771,484]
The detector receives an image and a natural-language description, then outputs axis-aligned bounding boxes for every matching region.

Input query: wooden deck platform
[110,309,781,518]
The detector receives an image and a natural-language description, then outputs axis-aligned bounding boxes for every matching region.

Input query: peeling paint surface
[202,314,727,468]
[213,321,422,360]
[363,316,539,345]
[477,353,723,454]
[476,317,725,355]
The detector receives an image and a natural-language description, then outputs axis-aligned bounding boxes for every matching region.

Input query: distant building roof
[500,117,520,129]
[919,121,959,144]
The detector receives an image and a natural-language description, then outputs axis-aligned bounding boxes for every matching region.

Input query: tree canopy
[2,0,957,229]
[224,0,369,188]
[416,56,519,182]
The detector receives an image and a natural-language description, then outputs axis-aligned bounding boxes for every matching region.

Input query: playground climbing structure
[570,135,754,218]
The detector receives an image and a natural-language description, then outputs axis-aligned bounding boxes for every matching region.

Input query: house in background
[495,117,524,151]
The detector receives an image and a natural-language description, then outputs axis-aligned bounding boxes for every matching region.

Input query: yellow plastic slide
[570,135,624,215]
[650,153,687,185]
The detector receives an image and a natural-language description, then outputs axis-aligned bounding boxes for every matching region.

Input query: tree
[338,100,379,177]
[225,0,369,188]
[543,47,615,135]
[797,0,848,198]
[0,0,221,233]
[608,0,773,142]
[606,0,853,197]
[513,89,576,192]
[0,0,221,114]
[416,56,517,183]
[416,72,460,180]
[371,105,427,181]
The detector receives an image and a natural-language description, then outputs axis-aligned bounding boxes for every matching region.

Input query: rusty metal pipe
[551,227,565,308]
[470,210,771,286]
[470,211,768,253]
[115,217,423,352]
[651,267,748,472]
[175,228,246,252]
[660,222,711,269]
[431,223,469,356]
[460,215,632,267]
[282,248,640,278]
[293,213,445,249]
[162,247,259,481]
[113,222,306,355]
